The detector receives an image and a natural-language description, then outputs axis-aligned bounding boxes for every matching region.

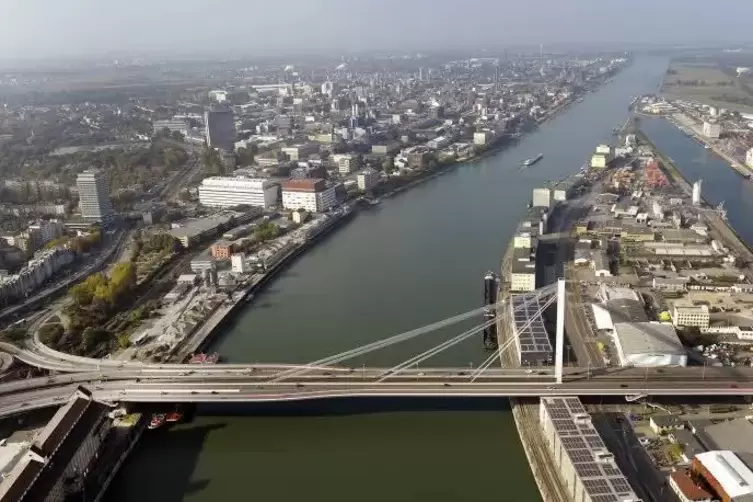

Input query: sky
[2,0,753,60]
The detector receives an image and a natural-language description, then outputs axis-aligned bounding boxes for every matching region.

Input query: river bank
[107,55,670,502]
[635,127,753,265]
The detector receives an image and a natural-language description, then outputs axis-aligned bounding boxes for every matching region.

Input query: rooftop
[612,322,685,358]
[510,293,552,357]
[670,471,714,502]
[541,397,641,502]
[695,450,753,499]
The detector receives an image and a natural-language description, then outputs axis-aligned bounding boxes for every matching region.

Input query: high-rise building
[357,169,379,191]
[205,106,236,151]
[692,180,702,206]
[76,170,114,223]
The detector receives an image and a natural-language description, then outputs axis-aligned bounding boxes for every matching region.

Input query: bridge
[0,280,748,416]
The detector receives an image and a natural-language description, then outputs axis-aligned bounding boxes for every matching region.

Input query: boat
[245,293,255,304]
[189,352,220,364]
[166,411,183,423]
[148,413,166,430]
[704,144,711,150]
[523,153,543,167]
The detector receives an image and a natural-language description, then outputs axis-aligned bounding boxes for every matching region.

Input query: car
[731,384,739,388]
[296,383,304,388]
[211,390,218,394]
[525,369,533,375]
[444,383,451,387]
[546,386,555,390]
[417,372,425,377]
[620,384,628,388]
[190,391,197,394]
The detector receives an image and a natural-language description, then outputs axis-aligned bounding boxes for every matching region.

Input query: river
[640,116,753,247]
[107,55,670,502]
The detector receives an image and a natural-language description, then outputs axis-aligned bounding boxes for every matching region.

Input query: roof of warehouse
[510,294,552,356]
[695,450,753,498]
[703,419,753,470]
[612,322,685,358]
[541,397,640,502]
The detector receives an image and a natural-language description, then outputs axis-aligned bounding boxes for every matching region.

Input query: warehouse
[509,294,552,366]
[612,321,687,367]
[539,397,640,502]
[693,450,753,502]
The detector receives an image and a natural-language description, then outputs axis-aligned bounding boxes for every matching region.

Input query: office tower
[76,170,114,222]
[204,106,236,151]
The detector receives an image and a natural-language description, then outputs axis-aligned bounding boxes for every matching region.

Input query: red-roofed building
[669,470,714,502]
[281,178,336,212]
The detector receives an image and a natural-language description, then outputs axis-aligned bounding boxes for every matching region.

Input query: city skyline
[3,0,753,61]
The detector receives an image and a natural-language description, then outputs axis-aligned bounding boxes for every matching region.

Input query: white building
[673,304,710,330]
[281,179,337,213]
[746,148,753,169]
[532,188,551,208]
[334,154,360,175]
[510,247,536,292]
[473,131,494,146]
[702,121,721,139]
[231,253,249,274]
[76,170,114,222]
[198,176,279,209]
[692,180,702,206]
[612,321,687,367]
[357,169,379,191]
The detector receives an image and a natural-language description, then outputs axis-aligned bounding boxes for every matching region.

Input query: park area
[661,62,753,113]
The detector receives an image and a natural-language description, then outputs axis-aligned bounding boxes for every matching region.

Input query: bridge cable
[376,291,557,382]
[374,317,499,383]
[270,283,558,382]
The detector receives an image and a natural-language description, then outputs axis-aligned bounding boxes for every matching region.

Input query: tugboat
[148,413,166,430]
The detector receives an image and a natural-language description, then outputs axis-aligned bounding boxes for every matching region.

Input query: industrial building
[0,389,129,501]
[205,106,236,151]
[532,188,551,208]
[168,212,241,248]
[281,179,337,213]
[539,397,641,502]
[509,294,552,365]
[153,118,189,136]
[702,121,721,139]
[76,170,114,223]
[673,305,710,330]
[198,176,280,209]
[692,450,753,502]
[611,321,687,367]
[510,247,537,292]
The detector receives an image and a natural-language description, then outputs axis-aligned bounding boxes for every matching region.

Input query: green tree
[39,324,64,345]
[170,130,184,142]
[382,157,395,174]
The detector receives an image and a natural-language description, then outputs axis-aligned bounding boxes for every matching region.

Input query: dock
[498,240,570,502]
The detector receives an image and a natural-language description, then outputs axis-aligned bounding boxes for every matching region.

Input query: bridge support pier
[554,278,565,384]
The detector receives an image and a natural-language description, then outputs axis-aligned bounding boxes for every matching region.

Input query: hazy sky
[2,0,753,59]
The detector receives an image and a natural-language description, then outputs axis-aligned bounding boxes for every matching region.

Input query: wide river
[108,55,670,502]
